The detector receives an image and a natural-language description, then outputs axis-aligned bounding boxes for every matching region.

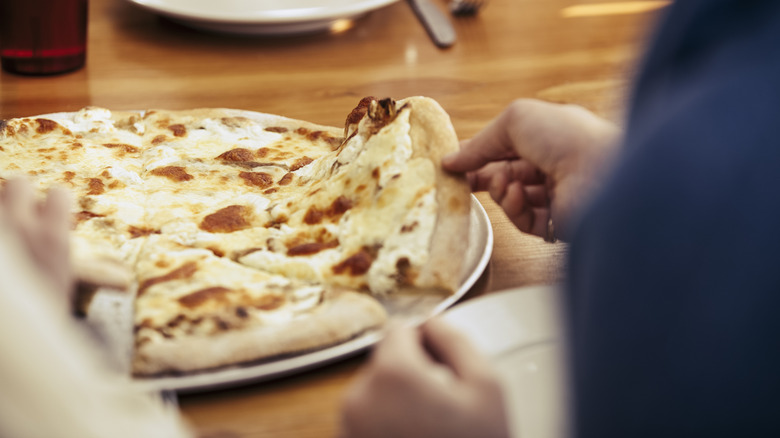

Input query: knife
[407,0,457,49]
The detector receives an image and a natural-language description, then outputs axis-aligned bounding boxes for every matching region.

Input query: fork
[450,0,487,16]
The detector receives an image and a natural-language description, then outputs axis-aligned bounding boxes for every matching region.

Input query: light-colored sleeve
[0,226,194,438]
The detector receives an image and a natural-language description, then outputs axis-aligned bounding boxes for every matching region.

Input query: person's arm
[340,319,509,438]
[443,98,621,240]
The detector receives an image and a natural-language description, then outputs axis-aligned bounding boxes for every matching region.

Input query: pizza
[0,96,472,376]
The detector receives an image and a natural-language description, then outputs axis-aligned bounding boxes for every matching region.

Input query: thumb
[442,116,520,173]
[421,318,493,381]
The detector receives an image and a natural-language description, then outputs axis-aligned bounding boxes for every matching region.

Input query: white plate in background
[441,285,570,438]
[126,0,399,35]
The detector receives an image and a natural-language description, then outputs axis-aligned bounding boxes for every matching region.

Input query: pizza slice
[238,96,471,295]
[132,234,387,375]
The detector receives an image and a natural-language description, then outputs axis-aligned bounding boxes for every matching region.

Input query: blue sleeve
[565,1,780,436]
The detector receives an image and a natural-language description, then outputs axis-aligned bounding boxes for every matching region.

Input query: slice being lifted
[0,96,471,376]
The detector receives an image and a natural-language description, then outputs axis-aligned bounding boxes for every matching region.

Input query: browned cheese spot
[87,178,105,195]
[149,166,193,182]
[74,210,103,223]
[290,156,313,171]
[256,147,270,158]
[35,118,59,134]
[62,171,76,183]
[287,240,339,257]
[394,257,417,286]
[254,293,285,311]
[151,134,167,145]
[138,261,198,296]
[303,206,324,225]
[108,180,125,190]
[168,123,186,137]
[102,143,140,155]
[165,314,187,329]
[239,171,273,189]
[300,129,342,149]
[264,126,288,133]
[278,172,294,186]
[332,247,375,276]
[401,221,419,233]
[302,196,353,225]
[344,96,376,136]
[206,246,225,258]
[199,205,254,233]
[367,98,404,135]
[220,117,249,128]
[128,226,159,238]
[329,195,353,216]
[217,147,254,162]
[178,286,231,309]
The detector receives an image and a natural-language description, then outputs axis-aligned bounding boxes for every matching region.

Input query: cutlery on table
[407,0,457,48]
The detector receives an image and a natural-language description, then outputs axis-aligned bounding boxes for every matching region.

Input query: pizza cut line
[0,96,472,376]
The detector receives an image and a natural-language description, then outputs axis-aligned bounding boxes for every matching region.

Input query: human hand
[0,178,74,303]
[340,319,509,438]
[443,99,620,240]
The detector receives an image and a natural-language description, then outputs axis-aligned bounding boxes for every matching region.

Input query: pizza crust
[401,97,471,293]
[132,289,386,375]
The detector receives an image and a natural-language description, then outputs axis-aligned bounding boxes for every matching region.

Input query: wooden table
[0,0,666,436]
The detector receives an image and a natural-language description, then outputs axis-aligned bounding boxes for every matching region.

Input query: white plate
[126,0,400,35]
[89,195,492,393]
[441,285,570,438]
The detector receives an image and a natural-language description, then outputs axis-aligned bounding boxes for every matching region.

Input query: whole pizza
[0,96,472,376]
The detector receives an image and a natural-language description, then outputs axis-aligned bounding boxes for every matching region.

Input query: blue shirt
[566,0,780,436]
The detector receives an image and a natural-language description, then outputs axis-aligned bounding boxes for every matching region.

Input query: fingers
[1,178,37,228]
[484,173,551,238]
[371,323,433,370]
[467,159,545,192]
[0,179,74,300]
[38,187,74,297]
[421,318,493,382]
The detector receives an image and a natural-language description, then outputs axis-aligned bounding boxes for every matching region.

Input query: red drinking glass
[0,0,88,75]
